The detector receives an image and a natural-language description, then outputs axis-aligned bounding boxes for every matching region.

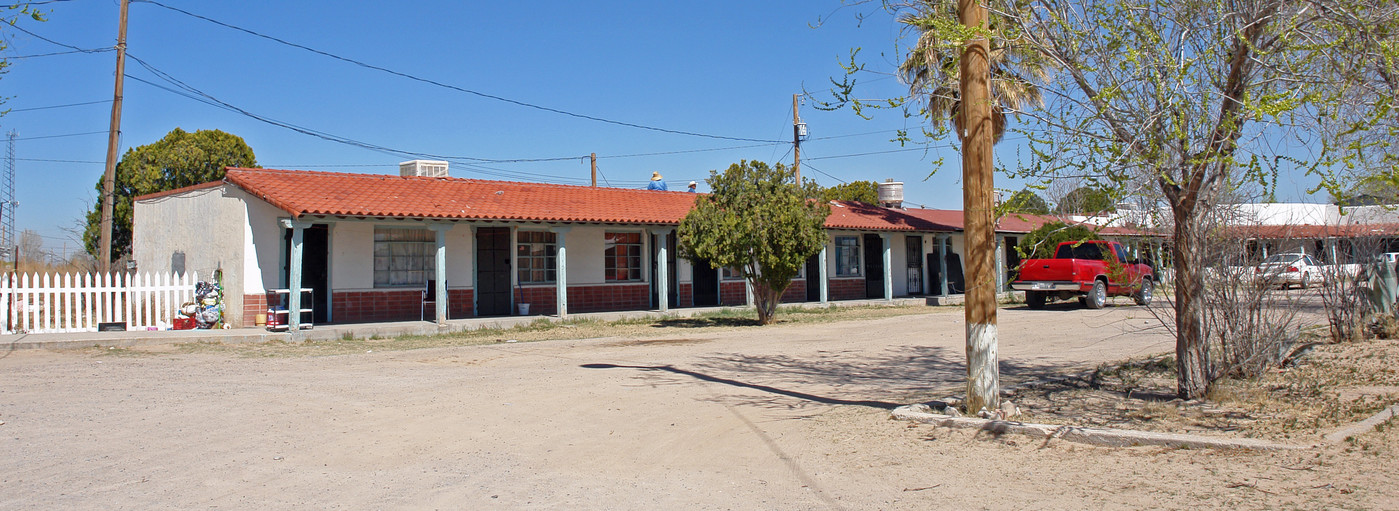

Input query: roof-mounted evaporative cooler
[399,160,449,178]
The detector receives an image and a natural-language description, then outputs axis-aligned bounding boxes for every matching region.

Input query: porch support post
[429,223,452,327]
[881,233,893,302]
[939,234,950,296]
[656,228,672,313]
[551,226,571,319]
[995,234,1006,293]
[279,218,312,334]
[744,277,754,307]
[818,244,829,304]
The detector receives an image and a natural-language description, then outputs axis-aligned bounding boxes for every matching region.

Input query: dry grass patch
[1008,338,1399,441]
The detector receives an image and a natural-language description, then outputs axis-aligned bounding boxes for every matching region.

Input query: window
[516,231,558,284]
[835,236,861,276]
[722,266,744,280]
[605,232,642,281]
[374,227,436,287]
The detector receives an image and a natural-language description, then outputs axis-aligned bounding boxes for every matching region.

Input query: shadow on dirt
[583,344,1086,412]
[649,317,763,329]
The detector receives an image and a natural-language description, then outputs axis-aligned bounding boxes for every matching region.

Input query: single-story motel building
[133,165,1150,328]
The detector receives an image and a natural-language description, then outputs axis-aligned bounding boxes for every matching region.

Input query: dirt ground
[2,302,1395,510]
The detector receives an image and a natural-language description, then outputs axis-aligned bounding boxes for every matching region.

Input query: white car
[1254,253,1323,289]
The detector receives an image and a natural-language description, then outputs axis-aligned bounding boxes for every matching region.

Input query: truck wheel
[1027,291,1046,310]
[1086,280,1107,309]
[1134,279,1153,306]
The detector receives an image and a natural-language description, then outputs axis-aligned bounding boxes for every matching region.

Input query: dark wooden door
[282,224,329,323]
[692,259,719,306]
[476,227,512,316]
[905,236,923,295]
[864,234,884,299]
[804,254,821,301]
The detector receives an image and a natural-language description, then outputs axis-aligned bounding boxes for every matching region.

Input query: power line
[10,131,107,141]
[806,145,947,161]
[800,162,848,184]
[5,49,113,59]
[125,57,628,184]
[6,23,110,54]
[17,158,104,164]
[134,0,785,144]
[5,100,110,112]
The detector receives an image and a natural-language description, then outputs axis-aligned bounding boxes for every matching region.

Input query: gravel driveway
[4,304,1389,509]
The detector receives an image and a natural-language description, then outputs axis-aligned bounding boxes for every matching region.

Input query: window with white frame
[835,236,861,276]
[604,232,643,281]
[516,231,557,284]
[373,227,436,287]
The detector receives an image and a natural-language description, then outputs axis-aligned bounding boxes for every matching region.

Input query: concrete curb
[1322,404,1399,443]
[890,405,1309,451]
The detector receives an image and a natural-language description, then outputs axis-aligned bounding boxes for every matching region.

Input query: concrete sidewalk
[0,296,958,351]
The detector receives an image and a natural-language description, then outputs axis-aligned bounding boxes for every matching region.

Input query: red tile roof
[138,168,1171,236]
[220,168,699,225]
[823,201,958,231]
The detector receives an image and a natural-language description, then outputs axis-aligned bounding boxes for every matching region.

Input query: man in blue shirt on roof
[647,171,668,191]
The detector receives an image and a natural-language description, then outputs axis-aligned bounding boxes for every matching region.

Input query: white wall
[327,221,475,291]
[243,188,288,295]
[134,185,249,325]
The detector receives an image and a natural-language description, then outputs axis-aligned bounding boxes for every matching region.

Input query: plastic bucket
[518,303,530,315]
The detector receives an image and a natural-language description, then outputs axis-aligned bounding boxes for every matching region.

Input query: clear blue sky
[1,0,1326,257]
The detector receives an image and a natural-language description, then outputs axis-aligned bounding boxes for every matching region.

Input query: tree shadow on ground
[650,317,763,329]
[584,344,1086,413]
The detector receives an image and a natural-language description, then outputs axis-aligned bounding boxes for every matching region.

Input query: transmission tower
[2,130,15,263]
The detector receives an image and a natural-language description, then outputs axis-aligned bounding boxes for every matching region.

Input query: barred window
[374,227,436,287]
[604,232,643,282]
[516,231,557,284]
[835,236,861,276]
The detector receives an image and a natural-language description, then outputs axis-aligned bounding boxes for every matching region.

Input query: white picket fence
[0,271,200,334]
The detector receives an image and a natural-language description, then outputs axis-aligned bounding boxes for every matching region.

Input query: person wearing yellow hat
[646,171,668,191]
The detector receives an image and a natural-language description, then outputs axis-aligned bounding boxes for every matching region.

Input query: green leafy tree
[679,160,830,325]
[1002,189,1050,215]
[1014,221,1101,261]
[819,180,880,204]
[83,128,257,261]
[1053,186,1117,215]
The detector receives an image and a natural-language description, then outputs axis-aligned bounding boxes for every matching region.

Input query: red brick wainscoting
[330,288,475,323]
[720,281,747,306]
[567,283,650,313]
[241,293,268,327]
[514,286,558,316]
[827,278,866,301]
[780,279,808,303]
[677,283,693,308]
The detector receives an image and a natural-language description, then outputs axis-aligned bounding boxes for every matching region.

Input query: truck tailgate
[1018,259,1080,282]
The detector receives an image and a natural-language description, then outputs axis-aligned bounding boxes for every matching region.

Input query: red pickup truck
[1012,240,1154,309]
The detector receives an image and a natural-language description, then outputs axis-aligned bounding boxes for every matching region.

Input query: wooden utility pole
[792,94,801,182]
[98,0,130,274]
[959,0,999,414]
[590,153,597,187]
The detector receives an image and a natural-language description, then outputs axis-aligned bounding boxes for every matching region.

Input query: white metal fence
[0,271,199,334]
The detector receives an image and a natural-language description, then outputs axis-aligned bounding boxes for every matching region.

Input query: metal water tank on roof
[400,160,449,178]
[878,179,904,208]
